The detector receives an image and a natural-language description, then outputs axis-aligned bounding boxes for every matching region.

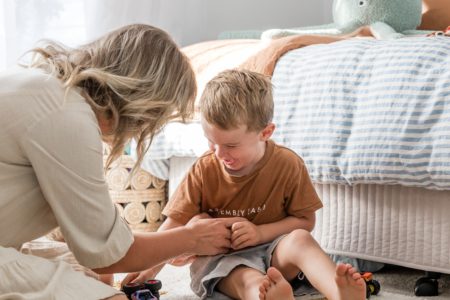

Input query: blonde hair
[27,24,196,176]
[200,69,273,132]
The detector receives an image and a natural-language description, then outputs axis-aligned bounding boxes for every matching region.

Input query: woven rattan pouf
[105,155,167,232]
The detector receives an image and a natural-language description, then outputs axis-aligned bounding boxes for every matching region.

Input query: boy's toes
[266,267,285,283]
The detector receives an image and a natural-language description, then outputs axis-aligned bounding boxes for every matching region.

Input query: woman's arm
[94,217,240,274]
[118,217,188,285]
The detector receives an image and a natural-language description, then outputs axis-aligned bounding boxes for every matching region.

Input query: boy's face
[201,118,274,176]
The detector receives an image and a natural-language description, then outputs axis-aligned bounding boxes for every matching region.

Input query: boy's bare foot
[335,263,366,300]
[258,267,294,300]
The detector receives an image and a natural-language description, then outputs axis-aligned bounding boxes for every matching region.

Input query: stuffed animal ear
[419,0,450,30]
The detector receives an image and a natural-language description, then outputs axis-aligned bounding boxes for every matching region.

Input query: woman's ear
[96,112,113,135]
[260,123,275,141]
[95,112,116,145]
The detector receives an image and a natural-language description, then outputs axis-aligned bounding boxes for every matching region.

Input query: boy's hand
[187,216,246,255]
[230,220,262,250]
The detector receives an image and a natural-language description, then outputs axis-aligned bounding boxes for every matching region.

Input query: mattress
[314,183,450,274]
[271,37,450,190]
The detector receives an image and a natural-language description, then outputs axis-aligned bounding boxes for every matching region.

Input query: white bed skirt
[167,156,450,274]
[314,183,450,274]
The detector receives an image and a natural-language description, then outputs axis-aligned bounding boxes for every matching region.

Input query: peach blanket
[182,28,375,108]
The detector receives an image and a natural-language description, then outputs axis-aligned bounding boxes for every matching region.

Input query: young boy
[126,69,366,300]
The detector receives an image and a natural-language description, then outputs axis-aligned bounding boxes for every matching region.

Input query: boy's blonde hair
[200,69,273,132]
[27,24,196,177]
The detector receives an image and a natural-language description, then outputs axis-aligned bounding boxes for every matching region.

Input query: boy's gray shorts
[190,235,285,299]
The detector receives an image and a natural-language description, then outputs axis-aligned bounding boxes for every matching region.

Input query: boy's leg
[269,229,366,300]
[216,266,266,300]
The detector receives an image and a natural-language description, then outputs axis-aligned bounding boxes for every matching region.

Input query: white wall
[88,0,334,46]
[178,0,334,45]
[0,0,335,69]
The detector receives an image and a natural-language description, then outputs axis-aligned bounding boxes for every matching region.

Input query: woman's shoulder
[0,67,61,92]
[0,67,94,135]
[1,67,83,103]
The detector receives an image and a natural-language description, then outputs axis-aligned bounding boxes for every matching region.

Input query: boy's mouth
[223,159,236,167]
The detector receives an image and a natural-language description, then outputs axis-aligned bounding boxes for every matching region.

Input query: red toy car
[362,272,381,298]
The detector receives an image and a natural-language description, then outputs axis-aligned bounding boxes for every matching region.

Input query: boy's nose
[214,145,226,159]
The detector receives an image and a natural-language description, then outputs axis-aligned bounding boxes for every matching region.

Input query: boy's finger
[219,217,247,227]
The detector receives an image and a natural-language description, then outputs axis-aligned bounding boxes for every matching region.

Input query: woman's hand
[121,266,159,287]
[186,216,246,256]
[230,220,263,250]
[121,271,140,287]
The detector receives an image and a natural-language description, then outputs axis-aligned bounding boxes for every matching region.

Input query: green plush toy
[262,0,425,40]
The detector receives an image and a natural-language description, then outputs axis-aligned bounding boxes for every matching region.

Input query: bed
[137,31,450,275]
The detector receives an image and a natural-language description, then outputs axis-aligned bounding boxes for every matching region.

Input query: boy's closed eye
[225,144,238,149]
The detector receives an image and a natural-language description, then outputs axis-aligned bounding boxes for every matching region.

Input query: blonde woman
[0,24,239,299]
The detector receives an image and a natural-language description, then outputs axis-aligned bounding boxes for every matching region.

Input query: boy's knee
[286,228,314,245]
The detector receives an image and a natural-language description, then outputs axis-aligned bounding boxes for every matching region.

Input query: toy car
[131,289,157,300]
[362,272,381,298]
[123,282,145,299]
[144,279,162,299]
[123,279,162,300]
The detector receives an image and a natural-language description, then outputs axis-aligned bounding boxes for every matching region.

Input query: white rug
[115,264,424,300]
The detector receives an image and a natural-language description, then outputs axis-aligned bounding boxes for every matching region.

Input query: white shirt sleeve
[20,103,133,269]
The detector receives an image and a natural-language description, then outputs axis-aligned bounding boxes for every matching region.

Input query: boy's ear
[260,123,275,141]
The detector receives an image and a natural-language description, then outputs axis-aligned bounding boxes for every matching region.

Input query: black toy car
[123,279,162,300]
[131,289,157,300]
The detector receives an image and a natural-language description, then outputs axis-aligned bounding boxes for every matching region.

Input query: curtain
[0,0,87,69]
[0,0,332,70]
[0,0,198,70]
[85,0,197,46]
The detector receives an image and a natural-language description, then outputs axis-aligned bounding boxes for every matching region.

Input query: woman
[0,24,237,299]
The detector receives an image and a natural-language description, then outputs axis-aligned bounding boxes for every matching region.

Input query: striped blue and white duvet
[140,36,450,190]
[271,36,450,190]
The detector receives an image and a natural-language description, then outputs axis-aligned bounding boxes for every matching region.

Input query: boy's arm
[231,212,315,250]
[258,211,315,241]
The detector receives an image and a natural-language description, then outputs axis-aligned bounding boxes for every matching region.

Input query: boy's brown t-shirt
[163,140,322,225]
